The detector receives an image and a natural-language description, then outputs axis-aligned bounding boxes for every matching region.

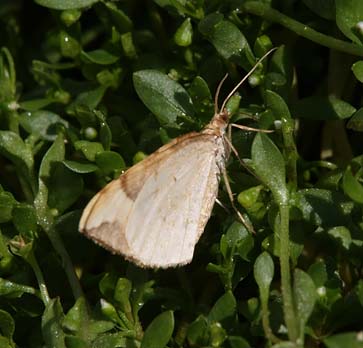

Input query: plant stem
[27,251,50,305]
[45,225,84,300]
[241,1,363,57]
[279,203,299,342]
[281,117,298,190]
[261,293,281,344]
[35,180,84,300]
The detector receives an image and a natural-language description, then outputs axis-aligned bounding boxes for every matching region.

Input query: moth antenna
[220,47,278,114]
[214,73,229,114]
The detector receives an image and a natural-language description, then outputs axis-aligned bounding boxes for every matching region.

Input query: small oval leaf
[208,291,236,324]
[293,269,316,327]
[199,15,253,69]
[141,311,174,348]
[252,133,288,204]
[133,70,194,127]
[324,332,363,348]
[352,61,363,83]
[254,251,274,296]
[81,49,119,65]
[342,167,363,204]
[62,160,98,173]
[336,0,363,44]
[35,0,99,10]
[0,131,34,175]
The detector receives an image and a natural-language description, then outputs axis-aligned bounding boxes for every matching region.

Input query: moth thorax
[204,110,229,135]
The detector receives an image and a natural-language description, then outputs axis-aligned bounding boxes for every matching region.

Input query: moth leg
[215,198,230,213]
[231,123,274,133]
[221,166,255,234]
[223,135,255,177]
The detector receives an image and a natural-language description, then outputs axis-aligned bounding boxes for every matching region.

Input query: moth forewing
[79,127,229,268]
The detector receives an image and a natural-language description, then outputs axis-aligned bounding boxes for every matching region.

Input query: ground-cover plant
[0,0,363,347]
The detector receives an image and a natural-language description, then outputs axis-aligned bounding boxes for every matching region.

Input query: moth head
[214,47,278,118]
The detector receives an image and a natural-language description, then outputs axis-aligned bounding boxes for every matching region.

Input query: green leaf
[99,273,118,299]
[0,278,37,298]
[0,131,34,176]
[260,92,286,120]
[0,336,13,348]
[88,320,115,336]
[302,0,335,20]
[239,297,259,322]
[94,111,112,151]
[104,2,133,33]
[342,167,363,204]
[292,96,356,120]
[92,333,127,348]
[60,9,82,26]
[129,277,155,315]
[336,0,363,44]
[208,291,236,324]
[67,86,107,114]
[100,299,120,324]
[327,226,352,250]
[35,0,99,10]
[19,98,55,111]
[62,296,112,343]
[292,189,350,227]
[187,315,209,346]
[60,31,81,58]
[293,269,316,330]
[63,297,89,334]
[237,185,266,220]
[254,252,274,298]
[81,49,119,65]
[228,336,251,348]
[324,332,363,348]
[120,32,137,60]
[64,336,88,348]
[35,133,65,225]
[0,47,16,99]
[0,309,15,339]
[347,107,363,131]
[141,310,174,348]
[19,110,68,141]
[199,15,253,69]
[271,342,297,348]
[352,61,363,82]
[308,260,328,287]
[62,160,98,173]
[114,278,132,315]
[187,76,213,122]
[0,191,16,223]
[95,151,125,175]
[266,47,293,99]
[41,298,66,348]
[133,70,195,127]
[74,141,104,162]
[47,163,84,213]
[356,280,363,307]
[174,18,193,47]
[254,35,273,57]
[251,133,288,204]
[12,203,37,237]
[209,322,227,347]
[38,133,65,179]
[222,221,254,261]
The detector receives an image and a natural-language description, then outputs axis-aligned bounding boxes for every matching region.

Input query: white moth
[79,50,274,268]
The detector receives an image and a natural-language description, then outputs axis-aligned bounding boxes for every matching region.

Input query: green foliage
[0,1,363,347]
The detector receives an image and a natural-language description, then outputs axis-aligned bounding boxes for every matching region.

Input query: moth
[79,50,275,268]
